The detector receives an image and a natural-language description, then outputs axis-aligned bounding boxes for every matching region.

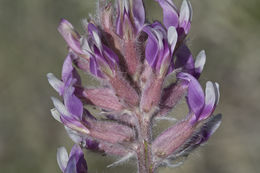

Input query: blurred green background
[1,0,260,172]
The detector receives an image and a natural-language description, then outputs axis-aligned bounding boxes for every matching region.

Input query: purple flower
[58,19,84,56]
[48,0,222,172]
[177,72,220,124]
[142,22,172,76]
[155,0,192,35]
[51,86,135,144]
[152,73,220,163]
[83,23,119,78]
[175,45,206,78]
[57,144,88,173]
[47,52,81,96]
[152,113,222,166]
[116,0,145,37]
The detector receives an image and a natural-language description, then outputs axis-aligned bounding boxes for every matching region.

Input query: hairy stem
[136,113,153,173]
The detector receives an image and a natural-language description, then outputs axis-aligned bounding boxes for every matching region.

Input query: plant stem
[136,114,153,173]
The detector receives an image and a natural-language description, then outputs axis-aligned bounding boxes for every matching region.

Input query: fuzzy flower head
[48,0,222,172]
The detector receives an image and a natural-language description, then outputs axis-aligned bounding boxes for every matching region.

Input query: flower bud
[83,88,124,111]
[109,74,139,106]
[152,119,194,158]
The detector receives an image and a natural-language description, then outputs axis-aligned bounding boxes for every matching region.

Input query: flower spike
[48,0,222,172]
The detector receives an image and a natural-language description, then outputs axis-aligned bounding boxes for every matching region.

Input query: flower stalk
[48,0,222,173]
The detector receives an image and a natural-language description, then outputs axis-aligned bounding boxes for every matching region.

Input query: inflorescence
[47,0,222,172]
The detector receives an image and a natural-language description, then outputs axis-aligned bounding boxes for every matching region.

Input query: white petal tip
[57,146,69,171]
[195,50,206,71]
[167,26,178,52]
[51,108,62,123]
[47,73,63,93]
[205,81,216,105]
[180,0,193,23]
[51,97,70,117]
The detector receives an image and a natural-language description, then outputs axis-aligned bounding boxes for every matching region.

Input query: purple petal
[62,53,82,87]
[177,73,205,121]
[64,157,77,173]
[62,53,73,80]
[155,0,179,29]
[115,0,125,36]
[84,139,99,151]
[103,45,119,70]
[166,59,175,75]
[68,145,88,173]
[143,25,159,68]
[91,46,114,77]
[143,22,170,73]
[87,23,99,36]
[116,0,133,37]
[58,19,84,55]
[75,155,88,173]
[151,21,167,36]
[64,85,83,120]
[175,44,195,74]
[156,40,171,76]
[132,0,145,31]
[63,144,88,173]
[89,57,99,77]
[116,0,144,36]
[69,145,82,159]
[72,69,82,85]
[89,57,103,78]
[62,53,74,82]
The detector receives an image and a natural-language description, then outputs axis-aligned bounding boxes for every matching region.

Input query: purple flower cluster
[48,0,222,172]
